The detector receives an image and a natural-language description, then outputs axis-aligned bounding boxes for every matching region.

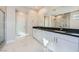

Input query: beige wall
[0,6,16,43]
[38,8,47,26]
[5,6,16,43]
[27,9,46,35]
[0,6,6,12]
[27,10,38,35]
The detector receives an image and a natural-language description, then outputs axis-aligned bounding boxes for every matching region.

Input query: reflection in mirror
[55,15,64,28]
[70,10,79,29]
[44,13,70,28]
[53,13,70,28]
[44,16,49,27]
[51,16,56,27]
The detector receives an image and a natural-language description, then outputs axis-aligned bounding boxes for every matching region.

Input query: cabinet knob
[54,37,55,42]
[54,37,58,43]
[55,37,58,43]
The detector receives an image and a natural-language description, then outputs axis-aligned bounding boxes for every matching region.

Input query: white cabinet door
[46,32,56,51]
[37,29,44,43]
[33,29,45,44]
[55,37,79,52]
[42,31,51,47]
[33,29,38,39]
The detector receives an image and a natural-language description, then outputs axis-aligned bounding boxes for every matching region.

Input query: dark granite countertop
[33,26,79,37]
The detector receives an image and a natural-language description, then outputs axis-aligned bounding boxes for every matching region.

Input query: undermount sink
[54,30,67,33]
[69,33,79,36]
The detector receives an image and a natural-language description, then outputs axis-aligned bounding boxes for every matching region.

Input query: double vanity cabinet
[33,28,79,52]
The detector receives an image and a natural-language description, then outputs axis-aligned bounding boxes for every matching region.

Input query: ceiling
[15,6,79,15]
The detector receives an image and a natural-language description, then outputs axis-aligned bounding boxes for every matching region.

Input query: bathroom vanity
[33,27,79,52]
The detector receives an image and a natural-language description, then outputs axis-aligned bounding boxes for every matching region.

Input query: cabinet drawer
[56,38,79,52]
[57,33,79,43]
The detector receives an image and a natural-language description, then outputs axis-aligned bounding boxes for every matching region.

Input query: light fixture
[33,6,43,12]
[56,15,62,19]
[16,11,24,15]
[38,8,47,15]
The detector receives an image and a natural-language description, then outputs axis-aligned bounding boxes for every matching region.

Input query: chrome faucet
[60,26,63,31]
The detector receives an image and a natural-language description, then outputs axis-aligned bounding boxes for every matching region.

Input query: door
[0,10,5,43]
[46,32,56,51]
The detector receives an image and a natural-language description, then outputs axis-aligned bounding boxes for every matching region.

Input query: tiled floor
[0,36,49,52]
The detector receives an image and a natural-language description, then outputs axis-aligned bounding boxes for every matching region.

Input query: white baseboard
[16,33,29,39]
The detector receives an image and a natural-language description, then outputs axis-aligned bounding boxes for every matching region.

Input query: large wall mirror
[44,10,79,29]
[55,13,70,28]
[0,9,5,44]
[44,13,70,28]
[70,10,79,29]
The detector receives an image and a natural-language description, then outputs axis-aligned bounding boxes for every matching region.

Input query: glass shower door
[0,10,5,44]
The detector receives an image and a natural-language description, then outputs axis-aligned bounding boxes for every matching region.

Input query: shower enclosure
[0,9,5,44]
[16,11,27,38]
